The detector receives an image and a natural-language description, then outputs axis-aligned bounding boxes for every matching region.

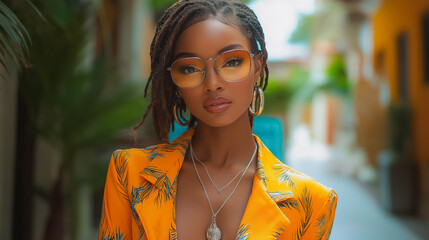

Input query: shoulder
[271,164,338,239]
[262,158,337,215]
[109,140,185,170]
[286,164,335,200]
[255,136,337,208]
[263,161,338,237]
[279,162,336,204]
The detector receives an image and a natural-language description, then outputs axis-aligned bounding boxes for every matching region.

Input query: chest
[175,161,254,240]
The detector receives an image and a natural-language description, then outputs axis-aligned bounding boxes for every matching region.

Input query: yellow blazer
[99,127,337,240]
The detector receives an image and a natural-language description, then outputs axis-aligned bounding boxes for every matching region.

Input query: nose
[203,60,225,93]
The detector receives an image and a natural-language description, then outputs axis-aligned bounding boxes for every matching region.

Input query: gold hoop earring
[173,101,190,126]
[249,86,264,116]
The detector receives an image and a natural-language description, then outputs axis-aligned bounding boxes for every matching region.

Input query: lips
[203,97,232,114]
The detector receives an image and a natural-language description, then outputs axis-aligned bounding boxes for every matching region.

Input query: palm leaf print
[268,191,294,201]
[171,177,178,200]
[128,185,147,240]
[143,146,165,161]
[169,136,191,156]
[269,191,299,210]
[272,226,285,238]
[323,190,338,239]
[256,160,268,186]
[100,227,128,240]
[277,198,299,210]
[156,137,189,156]
[296,186,313,239]
[315,215,327,239]
[161,144,177,153]
[137,166,174,206]
[140,166,164,180]
[235,224,250,240]
[273,164,296,188]
[328,190,337,213]
[130,182,153,220]
[138,222,145,240]
[154,173,174,206]
[114,151,129,200]
[169,224,178,240]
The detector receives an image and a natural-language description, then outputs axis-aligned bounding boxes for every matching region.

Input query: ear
[252,54,263,84]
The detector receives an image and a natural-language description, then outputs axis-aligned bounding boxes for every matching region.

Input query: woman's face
[173,18,262,128]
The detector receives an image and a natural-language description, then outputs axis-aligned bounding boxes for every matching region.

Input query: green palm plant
[0,1,30,77]
[12,0,147,239]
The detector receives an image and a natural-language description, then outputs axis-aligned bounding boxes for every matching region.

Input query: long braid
[134,0,269,141]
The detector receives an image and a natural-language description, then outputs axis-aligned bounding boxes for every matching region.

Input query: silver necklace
[190,145,246,194]
[190,143,257,240]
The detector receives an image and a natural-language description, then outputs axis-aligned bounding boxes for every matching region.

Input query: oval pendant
[206,221,222,240]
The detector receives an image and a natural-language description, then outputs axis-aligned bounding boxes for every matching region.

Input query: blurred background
[1,0,428,239]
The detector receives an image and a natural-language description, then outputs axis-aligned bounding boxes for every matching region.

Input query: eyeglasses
[167,49,254,89]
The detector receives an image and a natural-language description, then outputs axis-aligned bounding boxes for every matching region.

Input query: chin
[196,117,234,128]
[196,111,249,129]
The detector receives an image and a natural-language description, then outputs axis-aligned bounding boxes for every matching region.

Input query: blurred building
[286,0,429,222]
[370,0,429,219]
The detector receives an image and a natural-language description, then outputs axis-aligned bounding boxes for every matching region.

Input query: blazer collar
[137,127,292,239]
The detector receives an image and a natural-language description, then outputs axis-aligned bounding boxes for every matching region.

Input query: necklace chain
[190,146,246,194]
[190,142,257,219]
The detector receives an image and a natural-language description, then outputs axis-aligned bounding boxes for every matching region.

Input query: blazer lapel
[134,129,193,240]
[131,128,293,240]
[236,136,294,239]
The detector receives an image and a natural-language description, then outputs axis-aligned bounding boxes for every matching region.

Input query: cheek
[180,89,201,109]
[229,80,255,107]
[242,83,256,105]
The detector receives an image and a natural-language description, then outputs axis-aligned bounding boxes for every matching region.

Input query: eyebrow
[174,43,244,59]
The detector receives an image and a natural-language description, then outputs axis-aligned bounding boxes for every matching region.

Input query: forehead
[173,18,250,59]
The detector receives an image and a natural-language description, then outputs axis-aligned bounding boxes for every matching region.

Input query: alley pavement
[288,158,429,240]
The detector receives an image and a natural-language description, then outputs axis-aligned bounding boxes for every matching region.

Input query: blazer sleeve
[98,150,133,240]
[301,188,338,240]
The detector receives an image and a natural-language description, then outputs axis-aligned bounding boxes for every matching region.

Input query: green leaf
[0,1,30,76]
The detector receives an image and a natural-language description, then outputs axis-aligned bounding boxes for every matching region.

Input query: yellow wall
[373,0,429,211]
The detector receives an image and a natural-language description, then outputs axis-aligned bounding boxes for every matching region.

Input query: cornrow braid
[134,0,269,141]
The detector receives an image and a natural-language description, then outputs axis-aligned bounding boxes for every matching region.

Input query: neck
[191,112,257,167]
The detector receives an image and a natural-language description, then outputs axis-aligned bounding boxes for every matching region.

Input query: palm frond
[271,226,285,238]
[100,227,128,240]
[171,177,178,199]
[315,214,327,239]
[269,191,299,210]
[140,166,164,180]
[296,186,313,237]
[0,1,30,78]
[114,150,129,200]
[256,160,268,186]
[235,224,250,240]
[268,191,294,201]
[154,173,174,206]
[273,164,296,188]
[169,224,177,240]
[130,183,154,219]
[277,198,299,210]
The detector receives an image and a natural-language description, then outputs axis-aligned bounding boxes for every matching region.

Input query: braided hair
[134,0,269,141]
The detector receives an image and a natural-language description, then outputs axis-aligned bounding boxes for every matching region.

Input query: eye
[178,65,202,74]
[222,57,244,68]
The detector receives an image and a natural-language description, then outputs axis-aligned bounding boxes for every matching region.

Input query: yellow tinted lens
[216,50,251,82]
[171,58,204,88]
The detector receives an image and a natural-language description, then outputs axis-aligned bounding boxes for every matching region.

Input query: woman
[99,0,338,239]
